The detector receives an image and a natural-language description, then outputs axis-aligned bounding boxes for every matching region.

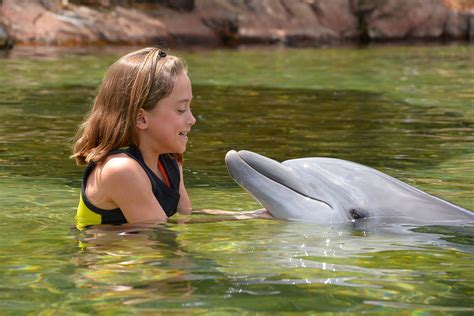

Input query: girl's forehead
[175,71,191,85]
[171,73,192,95]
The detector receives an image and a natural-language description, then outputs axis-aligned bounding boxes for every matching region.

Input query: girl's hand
[176,163,192,214]
[194,209,273,219]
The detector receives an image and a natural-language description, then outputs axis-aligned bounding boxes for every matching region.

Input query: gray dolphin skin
[225,150,474,225]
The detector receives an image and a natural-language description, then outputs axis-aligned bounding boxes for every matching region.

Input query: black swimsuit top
[80,146,181,225]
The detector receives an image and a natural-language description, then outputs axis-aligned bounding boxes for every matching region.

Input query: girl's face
[139,71,196,154]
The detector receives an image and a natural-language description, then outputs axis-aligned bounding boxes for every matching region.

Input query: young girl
[72,47,196,229]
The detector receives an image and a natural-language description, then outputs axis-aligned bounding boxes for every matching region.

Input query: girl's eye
[177,109,186,114]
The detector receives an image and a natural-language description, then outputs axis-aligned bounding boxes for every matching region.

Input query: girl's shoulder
[98,153,147,186]
[85,153,150,211]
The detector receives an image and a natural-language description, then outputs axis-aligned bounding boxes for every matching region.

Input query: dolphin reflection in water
[225,150,474,226]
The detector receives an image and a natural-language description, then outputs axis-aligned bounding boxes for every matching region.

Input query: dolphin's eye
[350,209,364,220]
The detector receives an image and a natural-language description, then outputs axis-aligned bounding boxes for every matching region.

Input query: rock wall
[357,0,471,41]
[0,0,473,47]
[0,23,12,49]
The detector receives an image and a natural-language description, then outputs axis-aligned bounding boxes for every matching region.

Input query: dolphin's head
[225,150,473,225]
[225,150,350,224]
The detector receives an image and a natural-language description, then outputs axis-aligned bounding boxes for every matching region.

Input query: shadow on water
[2,83,471,180]
[412,225,474,247]
[70,217,474,313]
[1,82,472,212]
[191,84,473,167]
[71,222,248,312]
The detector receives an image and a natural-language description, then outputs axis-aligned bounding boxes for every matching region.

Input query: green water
[0,44,473,314]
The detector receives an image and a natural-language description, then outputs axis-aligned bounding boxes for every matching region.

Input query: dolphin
[225,150,474,226]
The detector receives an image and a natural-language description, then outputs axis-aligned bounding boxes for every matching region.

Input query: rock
[469,13,474,41]
[0,24,14,49]
[0,0,472,46]
[156,0,194,12]
[155,8,220,46]
[197,0,356,46]
[443,0,474,11]
[443,0,474,41]
[309,0,359,39]
[91,6,169,44]
[0,0,170,45]
[358,0,471,41]
[0,9,14,49]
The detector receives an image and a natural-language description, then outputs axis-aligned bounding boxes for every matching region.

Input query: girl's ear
[136,108,148,130]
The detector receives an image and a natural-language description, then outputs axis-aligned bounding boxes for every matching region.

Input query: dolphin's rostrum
[225,150,474,225]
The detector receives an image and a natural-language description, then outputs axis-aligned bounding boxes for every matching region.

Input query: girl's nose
[188,111,196,126]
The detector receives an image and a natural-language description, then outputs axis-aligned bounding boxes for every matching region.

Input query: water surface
[0,44,473,314]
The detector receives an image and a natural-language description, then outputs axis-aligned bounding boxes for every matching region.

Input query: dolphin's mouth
[225,150,332,209]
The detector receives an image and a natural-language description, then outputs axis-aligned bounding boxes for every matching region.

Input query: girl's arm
[177,163,192,214]
[194,209,273,219]
[101,157,169,223]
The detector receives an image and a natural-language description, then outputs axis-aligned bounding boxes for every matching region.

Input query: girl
[72,47,196,229]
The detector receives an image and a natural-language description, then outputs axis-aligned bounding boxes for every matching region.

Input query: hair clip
[158,50,167,58]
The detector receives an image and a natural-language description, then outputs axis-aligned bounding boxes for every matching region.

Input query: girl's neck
[137,144,163,174]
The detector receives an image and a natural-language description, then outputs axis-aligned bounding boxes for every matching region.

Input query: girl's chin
[177,145,187,154]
